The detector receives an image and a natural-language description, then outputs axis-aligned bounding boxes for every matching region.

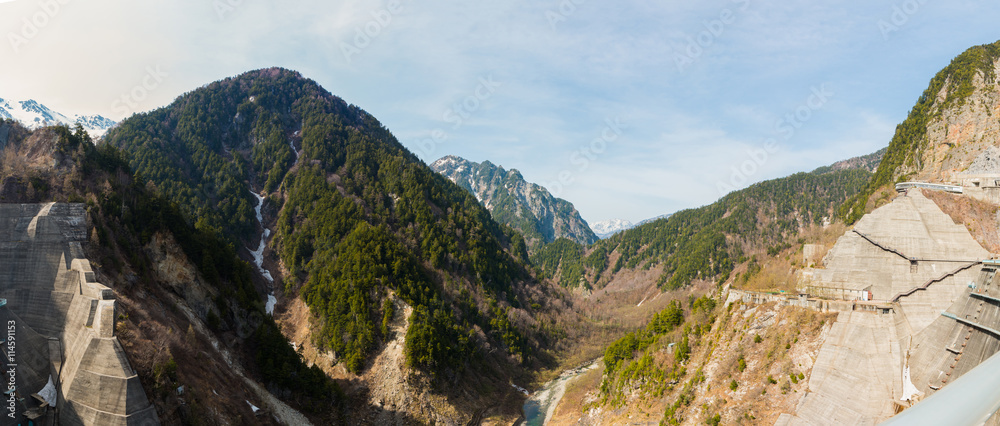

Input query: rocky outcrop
[430,155,598,248]
[902,49,1000,182]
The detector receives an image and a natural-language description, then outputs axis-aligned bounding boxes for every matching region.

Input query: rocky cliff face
[431,155,598,247]
[913,57,1000,181]
[842,41,1000,222]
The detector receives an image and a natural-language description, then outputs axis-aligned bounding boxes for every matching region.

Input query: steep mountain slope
[431,155,599,248]
[101,68,573,423]
[0,97,116,137]
[0,120,337,424]
[535,168,870,291]
[841,41,1000,223]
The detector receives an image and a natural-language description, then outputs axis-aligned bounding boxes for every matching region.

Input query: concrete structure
[907,262,1000,397]
[802,244,823,267]
[772,190,1000,424]
[778,311,903,425]
[950,172,1000,189]
[0,203,158,425]
[726,289,893,314]
[894,182,963,194]
[806,190,988,333]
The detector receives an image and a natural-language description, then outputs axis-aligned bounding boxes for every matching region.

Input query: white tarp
[37,375,56,406]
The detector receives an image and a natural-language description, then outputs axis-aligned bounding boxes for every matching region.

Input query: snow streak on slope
[248,189,277,315]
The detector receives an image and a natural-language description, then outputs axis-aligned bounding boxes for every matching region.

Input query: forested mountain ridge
[812,148,885,174]
[102,68,564,423]
[431,155,599,248]
[534,168,870,290]
[0,120,335,424]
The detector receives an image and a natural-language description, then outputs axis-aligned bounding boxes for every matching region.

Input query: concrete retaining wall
[0,204,158,426]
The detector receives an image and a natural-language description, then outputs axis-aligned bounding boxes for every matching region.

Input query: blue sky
[1,0,999,225]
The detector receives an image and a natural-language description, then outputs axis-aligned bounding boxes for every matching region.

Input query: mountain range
[591,218,633,239]
[97,69,589,424]
[7,39,1000,426]
[430,155,599,248]
[0,97,116,137]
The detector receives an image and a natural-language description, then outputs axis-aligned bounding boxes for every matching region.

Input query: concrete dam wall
[0,203,158,426]
[774,190,1000,424]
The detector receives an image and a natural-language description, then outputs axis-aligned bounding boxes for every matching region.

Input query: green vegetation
[660,368,706,425]
[539,169,870,290]
[841,41,1000,224]
[33,125,337,409]
[104,68,535,379]
[603,300,685,374]
[600,296,716,407]
[531,238,588,288]
[706,413,722,426]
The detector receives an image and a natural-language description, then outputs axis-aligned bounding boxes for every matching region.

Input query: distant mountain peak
[591,219,633,239]
[431,155,598,248]
[0,97,116,138]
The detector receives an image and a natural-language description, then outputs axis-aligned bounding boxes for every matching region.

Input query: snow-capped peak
[591,219,634,239]
[0,97,117,138]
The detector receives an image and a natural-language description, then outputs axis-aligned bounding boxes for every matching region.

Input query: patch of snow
[265,293,277,315]
[247,400,261,413]
[250,190,264,223]
[247,189,273,283]
[637,296,648,307]
[901,366,921,401]
[37,375,57,406]
[591,218,634,239]
[249,228,274,283]
[511,383,529,396]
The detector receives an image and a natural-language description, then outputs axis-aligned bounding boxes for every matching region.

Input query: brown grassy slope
[922,188,1000,253]
[548,301,834,425]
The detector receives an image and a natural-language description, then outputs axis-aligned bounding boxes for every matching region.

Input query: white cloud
[0,0,997,223]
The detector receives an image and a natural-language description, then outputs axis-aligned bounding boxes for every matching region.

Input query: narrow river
[521,359,601,425]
